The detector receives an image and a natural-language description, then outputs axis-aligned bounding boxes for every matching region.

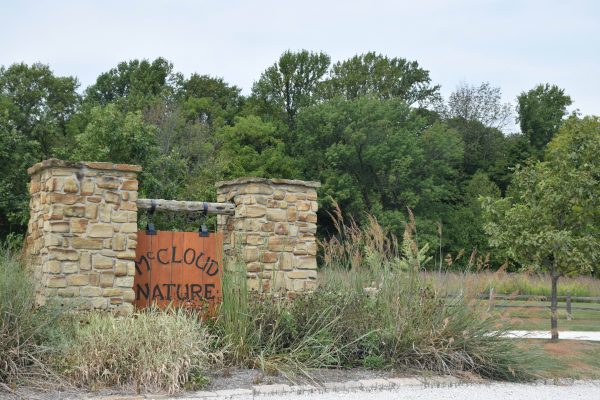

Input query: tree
[0,111,39,234]
[322,52,439,106]
[0,63,79,158]
[444,171,501,259]
[215,116,297,179]
[295,97,463,239]
[482,116,600,340]
[74,104,157,165]
[180,74,243,127]
[84,58,179,110]
[74,103,189,201]
[442,82,513,130]
[0,63,79,234]
[445,118,505,177]
[517,84,572,151]
[250,50,330,128]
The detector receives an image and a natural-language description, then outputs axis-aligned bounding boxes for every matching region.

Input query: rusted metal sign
[134,231,223,309]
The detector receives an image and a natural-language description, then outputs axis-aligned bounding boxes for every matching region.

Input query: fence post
[488,287,494,312]
[566,292,573,321]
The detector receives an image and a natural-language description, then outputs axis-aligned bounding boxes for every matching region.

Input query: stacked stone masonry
[25,159,140,314]
[216,178,320,297]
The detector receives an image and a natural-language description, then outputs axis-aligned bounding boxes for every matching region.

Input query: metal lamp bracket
[146,200,157,235]
[198,202,209,237]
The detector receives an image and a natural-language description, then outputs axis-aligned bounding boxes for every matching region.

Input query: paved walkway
[504,330,600,341]
[177,379,600,400]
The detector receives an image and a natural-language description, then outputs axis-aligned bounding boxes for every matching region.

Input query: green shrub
[0,246,62,385]
[56,308,219,393]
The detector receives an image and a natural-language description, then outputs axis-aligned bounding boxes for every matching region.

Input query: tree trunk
[550,273,560,341]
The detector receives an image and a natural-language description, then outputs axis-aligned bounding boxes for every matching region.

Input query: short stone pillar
[25,159,141,313]
[216,178,320,296]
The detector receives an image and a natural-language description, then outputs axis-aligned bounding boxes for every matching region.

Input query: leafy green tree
[295,97,463,239]
[180,74,243,127]
[322,52,439,106]
[0,63,79,158]
[446,118,507,178]
[486,133,533,193]
[84,58,179,110]
[143,101,220,202]
[0,63,79,234]
[250,50,330,128]
[443,171,501,263]
[482,116,600,339]
[74,103,189,202]
[74,104,157,165]
[517,84,572,152]
[0,112,39,233]
[215,116,298,179]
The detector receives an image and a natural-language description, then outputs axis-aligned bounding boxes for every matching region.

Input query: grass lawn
[520,339,600,379]
[487,300,600,331]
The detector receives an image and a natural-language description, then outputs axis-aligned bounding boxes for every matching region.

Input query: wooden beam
[136,199,235,215]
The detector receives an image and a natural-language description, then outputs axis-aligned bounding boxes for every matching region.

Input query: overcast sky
[1,0,598,131]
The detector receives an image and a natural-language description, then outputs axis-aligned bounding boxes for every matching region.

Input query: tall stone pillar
[215,178,320,296]
[25,159,141,313]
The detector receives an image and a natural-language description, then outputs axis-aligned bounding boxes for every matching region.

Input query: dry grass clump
[57,308,220,393]
[0,247,62,387]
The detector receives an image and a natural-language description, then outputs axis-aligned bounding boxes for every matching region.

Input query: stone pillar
[215,178,320,296]
[25,159,141,313]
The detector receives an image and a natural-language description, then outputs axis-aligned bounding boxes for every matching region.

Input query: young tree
[482,116,600,340]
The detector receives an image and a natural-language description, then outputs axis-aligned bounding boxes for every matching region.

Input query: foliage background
[0,53,595,272]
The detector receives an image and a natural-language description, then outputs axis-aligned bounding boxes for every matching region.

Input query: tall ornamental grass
[212,208,537,381]
[210,260,351,379]
[318,211,536,380]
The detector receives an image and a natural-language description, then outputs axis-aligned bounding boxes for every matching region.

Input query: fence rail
[446,294,600,304]
[445,293,600,319]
